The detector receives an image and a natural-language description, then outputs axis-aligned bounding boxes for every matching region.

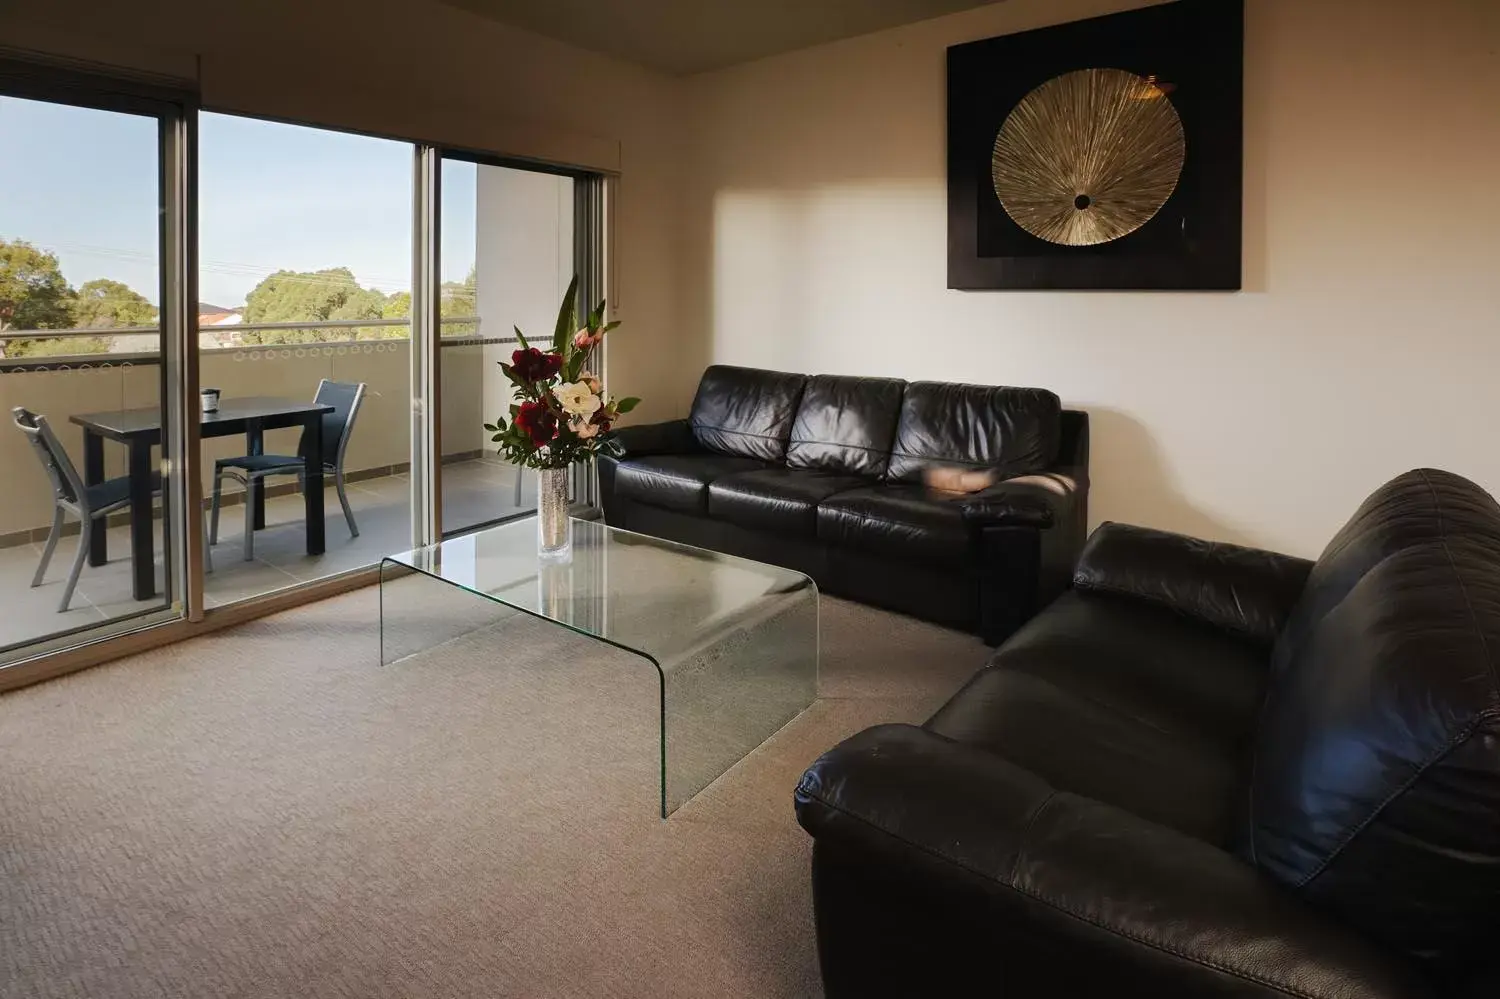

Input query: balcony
[0,318,532,654]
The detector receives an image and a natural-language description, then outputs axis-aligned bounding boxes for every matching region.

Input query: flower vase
[536,465,572,562]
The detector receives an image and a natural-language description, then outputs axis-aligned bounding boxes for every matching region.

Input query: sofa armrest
[796,725,1430,999]
[1072,522,1313,648]
[966,464,1090,645]
[608,418,697,457]
[958,470,1082,529]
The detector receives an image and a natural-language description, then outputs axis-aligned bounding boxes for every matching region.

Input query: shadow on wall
[1085,406,1257,549]
[675,0,1282,366]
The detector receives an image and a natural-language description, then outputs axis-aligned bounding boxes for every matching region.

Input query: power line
[1,234,414,294]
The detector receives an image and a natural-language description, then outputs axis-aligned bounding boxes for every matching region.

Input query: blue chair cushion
[216,454,315,474]
[84,473,163,512]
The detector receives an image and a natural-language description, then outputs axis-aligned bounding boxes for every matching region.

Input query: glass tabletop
[379,516,819,815]
[384,517,812,667]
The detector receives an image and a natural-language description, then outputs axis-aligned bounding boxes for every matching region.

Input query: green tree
[442,266,476,314]
[0,239,77,358]
[71,278,159,329]
[439,267,476,337]
[382,291,411,320]
[377,270,475,338]
[241,267,395,345]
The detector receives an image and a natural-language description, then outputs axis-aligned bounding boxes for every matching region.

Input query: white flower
[553,381,602,418]
[570,417,602,440]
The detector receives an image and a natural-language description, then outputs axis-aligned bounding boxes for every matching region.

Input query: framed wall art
[947,0,1244,291]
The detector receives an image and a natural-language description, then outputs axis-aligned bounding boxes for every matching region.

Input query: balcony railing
[0,316,517,542]
[0,316,490,371]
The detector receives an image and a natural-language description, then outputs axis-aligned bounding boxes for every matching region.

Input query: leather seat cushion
[708,469,869,536]
[928,669,1241,845]
[785,374,906,477]
[611,454,766,515]
[926,590,1268,845]
[987,590,1270,745]
[817,484,976,569]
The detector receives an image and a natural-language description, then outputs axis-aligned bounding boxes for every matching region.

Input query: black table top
[71,397,334,436]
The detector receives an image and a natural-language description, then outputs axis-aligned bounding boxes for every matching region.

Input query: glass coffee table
[379,517,818,816]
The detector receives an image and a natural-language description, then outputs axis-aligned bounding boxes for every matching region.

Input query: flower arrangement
[484,276,637,469]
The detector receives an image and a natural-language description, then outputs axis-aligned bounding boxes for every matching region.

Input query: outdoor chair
[13,407,212,613]
[209,379,366,561]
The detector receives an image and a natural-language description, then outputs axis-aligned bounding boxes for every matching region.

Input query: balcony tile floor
[0,457,534,655]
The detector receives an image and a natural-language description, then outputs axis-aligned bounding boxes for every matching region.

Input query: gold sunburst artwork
[991,68,1186,247]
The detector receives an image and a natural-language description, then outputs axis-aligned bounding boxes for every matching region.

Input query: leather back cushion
[785,374,906,477]
[688,365,806,461]
[1247,469,1500,976]
[886,382,1061,483]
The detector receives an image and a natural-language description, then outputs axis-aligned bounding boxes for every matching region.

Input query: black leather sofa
[598,365,1088,643]
[795,468,1500,999]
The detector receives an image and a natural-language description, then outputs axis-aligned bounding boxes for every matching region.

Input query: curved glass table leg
[660,584,817,815]
[378,520,819,817]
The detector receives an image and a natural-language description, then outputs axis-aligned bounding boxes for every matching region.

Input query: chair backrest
[299,380,366,467]
[1244,468,1500,983]
[12,407,86,508]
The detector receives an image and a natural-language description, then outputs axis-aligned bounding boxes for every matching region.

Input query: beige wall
[680,0,1500,556]
[0,0,693,428]
[7,0,1499,557]
[474,166,576,452]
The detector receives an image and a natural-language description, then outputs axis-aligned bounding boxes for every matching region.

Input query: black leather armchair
[599,365,1088,643]
[796,469,1500,998]
[801,728,1427,999]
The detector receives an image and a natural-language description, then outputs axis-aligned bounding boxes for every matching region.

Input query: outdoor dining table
[70,397,335,601]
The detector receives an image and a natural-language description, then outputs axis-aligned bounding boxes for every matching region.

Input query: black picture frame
[947,0,1243,291]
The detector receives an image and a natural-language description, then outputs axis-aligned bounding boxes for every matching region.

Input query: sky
[0,97,476,308]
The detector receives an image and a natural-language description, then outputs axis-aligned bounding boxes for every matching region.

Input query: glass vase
[536,465,572,562]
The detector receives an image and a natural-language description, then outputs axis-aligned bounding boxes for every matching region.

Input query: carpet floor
[1,588,982,998]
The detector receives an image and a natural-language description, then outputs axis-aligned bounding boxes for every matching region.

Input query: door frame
[0,64,615,688]
[421,149,611,542]
[0,56,200,675]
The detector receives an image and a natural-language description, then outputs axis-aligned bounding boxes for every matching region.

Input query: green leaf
[512,324,530,350]
[552,274,580,352]
[615,396,641,414]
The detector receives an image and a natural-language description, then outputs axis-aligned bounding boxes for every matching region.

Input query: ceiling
[440,0,1003,75]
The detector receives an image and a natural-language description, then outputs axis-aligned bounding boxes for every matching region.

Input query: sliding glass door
[0,58,610,679]
[0,69,192,666]
[434,156,581,537]
[195,113,414,605]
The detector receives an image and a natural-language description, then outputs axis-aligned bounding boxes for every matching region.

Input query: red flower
[514,400,558,446]
[511,347,563,383]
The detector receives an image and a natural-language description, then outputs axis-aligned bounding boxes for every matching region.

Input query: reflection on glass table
[379,517,818,816]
